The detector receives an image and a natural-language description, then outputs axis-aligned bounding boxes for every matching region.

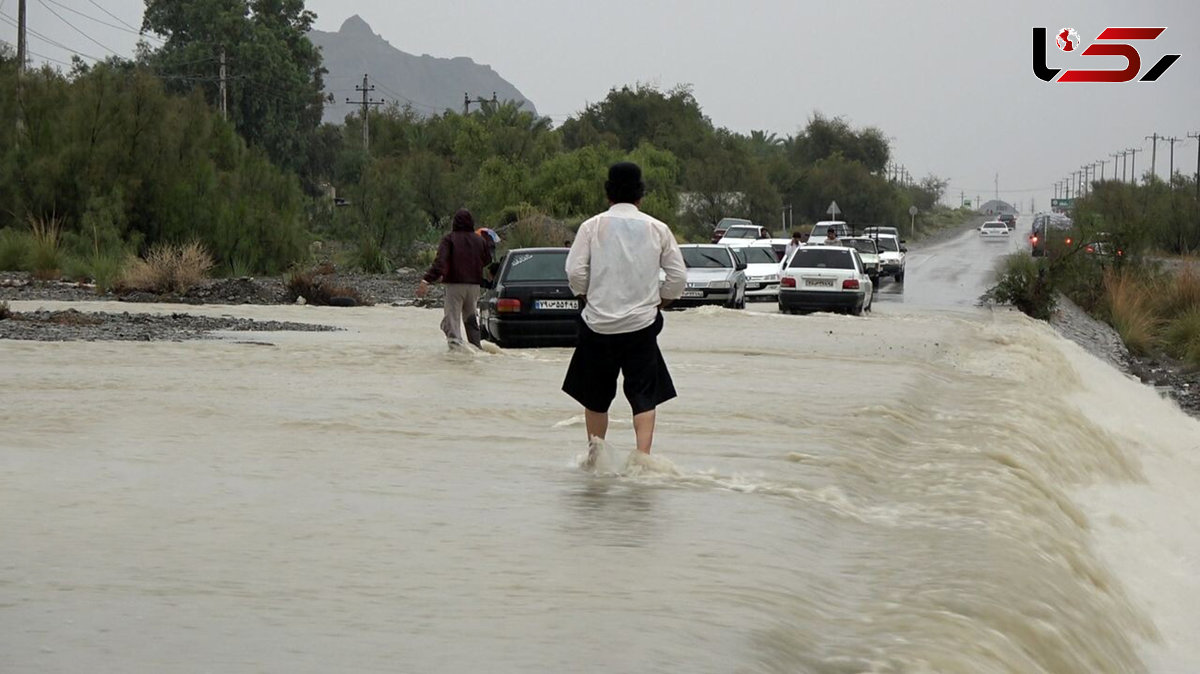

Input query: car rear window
[502,251,569,282]
[724,227,758,238]
[788,248,854,269]
[743,247,778,264]
[682,247,732,268]
[841,239,877,254]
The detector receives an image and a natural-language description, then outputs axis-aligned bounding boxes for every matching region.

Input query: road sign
[908,206,918,216]
[827,201,840,218]
[1051,198,1074,209]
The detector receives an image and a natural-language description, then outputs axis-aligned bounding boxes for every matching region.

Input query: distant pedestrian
[783,230,803,264]
[417,209,491,349]
[824,228,839,245]
[562,162,687,457]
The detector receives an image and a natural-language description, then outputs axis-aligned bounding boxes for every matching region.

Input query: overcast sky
[4,0,1198,210]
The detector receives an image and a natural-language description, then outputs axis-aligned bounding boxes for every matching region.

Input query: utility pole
[1127,148,1141,184]
[994,172,999,202]
[1165,136,1180,181]
[219,48,227,120]
[1097,159,1108,182]
[1111,152,1122,182]
[1189,132,1200,200]
[348,74,383,152]
[960,190,965,207]
[1145,133,1161,180]
[463,91,499,115]
[15,0,25,137]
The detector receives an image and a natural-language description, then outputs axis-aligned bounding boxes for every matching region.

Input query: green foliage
[983,253,1057,320]
[500,215,575,251]
[1072,177,1200,256]
[790,113,890,173]
[28,216,65,280]
[141,0,326,185]
[0,228,32,271]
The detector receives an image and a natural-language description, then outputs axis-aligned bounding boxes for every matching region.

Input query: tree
[141,0,326,184]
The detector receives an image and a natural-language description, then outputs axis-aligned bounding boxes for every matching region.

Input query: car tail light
[497,298,521,313]
[842,279,860,290]
[1085,245,1094,254]
[1031,236,1039,245]
[781,277,796,288]
[1065,237,1073,246]
[1117,249,1125,257]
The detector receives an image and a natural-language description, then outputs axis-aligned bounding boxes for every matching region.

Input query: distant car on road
[778,246,874,315]
[478,247,578,348]
[979,221,1011,239]
[736,242,783,300]
[1030,212,1074,257]
[808,221,852,243]
[675,244,747,309]
[873,233,907,282]
[838,236,883,287]
[711,217,753,243]
[997,213,1017,230]
[862,226,902,241]
[717,224,773,247]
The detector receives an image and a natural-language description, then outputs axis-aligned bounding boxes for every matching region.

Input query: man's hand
[658,298,673,309]
[416,280,430,298]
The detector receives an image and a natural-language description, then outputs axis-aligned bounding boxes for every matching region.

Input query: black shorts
[561,312,676,415]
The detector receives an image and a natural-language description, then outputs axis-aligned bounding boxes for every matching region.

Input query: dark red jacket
[423,214,490,285]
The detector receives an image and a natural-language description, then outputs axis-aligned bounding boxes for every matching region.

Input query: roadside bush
[28,216,65,280]
[1103,269,1159,355]
[1163,309,1200,369]
[499,214,575,251]
[1153,267,1200,318]
[0,228,32,271]
[121,241,214,295]
[0,300,10,320]
[982,253,1056,320]
[284,268,366,306]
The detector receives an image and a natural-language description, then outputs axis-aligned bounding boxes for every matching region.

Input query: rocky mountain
[309,15,537,125]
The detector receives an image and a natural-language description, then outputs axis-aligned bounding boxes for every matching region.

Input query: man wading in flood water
[562,162,687,458]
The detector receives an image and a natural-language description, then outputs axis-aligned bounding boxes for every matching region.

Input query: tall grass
[1163,308,1200,368]
[28,216,64,280]
[500,215,574,251]
[121,241,214,294]
[0,228,32,271]
[1103,269,1159,355]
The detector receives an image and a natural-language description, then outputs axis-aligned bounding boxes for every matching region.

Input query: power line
[36,0,122,57]
[87,0,138,32]
[41,0,163,44]
[0,10,103,61]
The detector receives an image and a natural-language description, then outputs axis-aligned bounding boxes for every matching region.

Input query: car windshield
[841,239,877,254]
[788,248,854,270]
[743,247,779,264]
[724,227,758,239]
[501,251,569,282]
[682,247,732,269]
[875,237,900,252]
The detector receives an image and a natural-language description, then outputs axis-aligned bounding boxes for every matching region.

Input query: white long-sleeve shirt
[566,203,686,335]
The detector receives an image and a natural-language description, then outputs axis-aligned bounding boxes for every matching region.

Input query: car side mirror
[900,246,908,253]
[737,260,747,271]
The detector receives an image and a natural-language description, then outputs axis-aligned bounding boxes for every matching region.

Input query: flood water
[4,222,1200,673]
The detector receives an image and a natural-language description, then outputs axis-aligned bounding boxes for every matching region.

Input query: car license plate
[682,289,704,298]
[533,299,578,310]
[804,278,835,288]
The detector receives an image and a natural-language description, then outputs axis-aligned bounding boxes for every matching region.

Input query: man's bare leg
[633,409,656,454]
[585,409,609,442]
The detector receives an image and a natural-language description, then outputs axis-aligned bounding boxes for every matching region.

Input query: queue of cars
[477,220,909,347]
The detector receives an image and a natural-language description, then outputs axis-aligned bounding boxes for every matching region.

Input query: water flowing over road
[4,218,1199,673]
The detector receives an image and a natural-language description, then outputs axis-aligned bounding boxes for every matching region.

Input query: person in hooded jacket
[417,209,491,348]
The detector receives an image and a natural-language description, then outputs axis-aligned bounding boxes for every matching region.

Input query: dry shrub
[1103,269,1159,355]
[121,241,214,294]
[284,269,365,307]
[28,215,64,280]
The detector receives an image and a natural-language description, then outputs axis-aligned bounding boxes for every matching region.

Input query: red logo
[1033,27,1180,82]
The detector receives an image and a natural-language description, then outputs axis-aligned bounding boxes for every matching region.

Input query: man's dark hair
[605,162,645,204]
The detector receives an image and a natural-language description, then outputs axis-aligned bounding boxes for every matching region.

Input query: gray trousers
[441,283,482,347]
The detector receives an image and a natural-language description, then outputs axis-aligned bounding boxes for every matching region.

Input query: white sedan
[736,242,784,299]
[979,221,1010,239]
[778,246,873,316]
